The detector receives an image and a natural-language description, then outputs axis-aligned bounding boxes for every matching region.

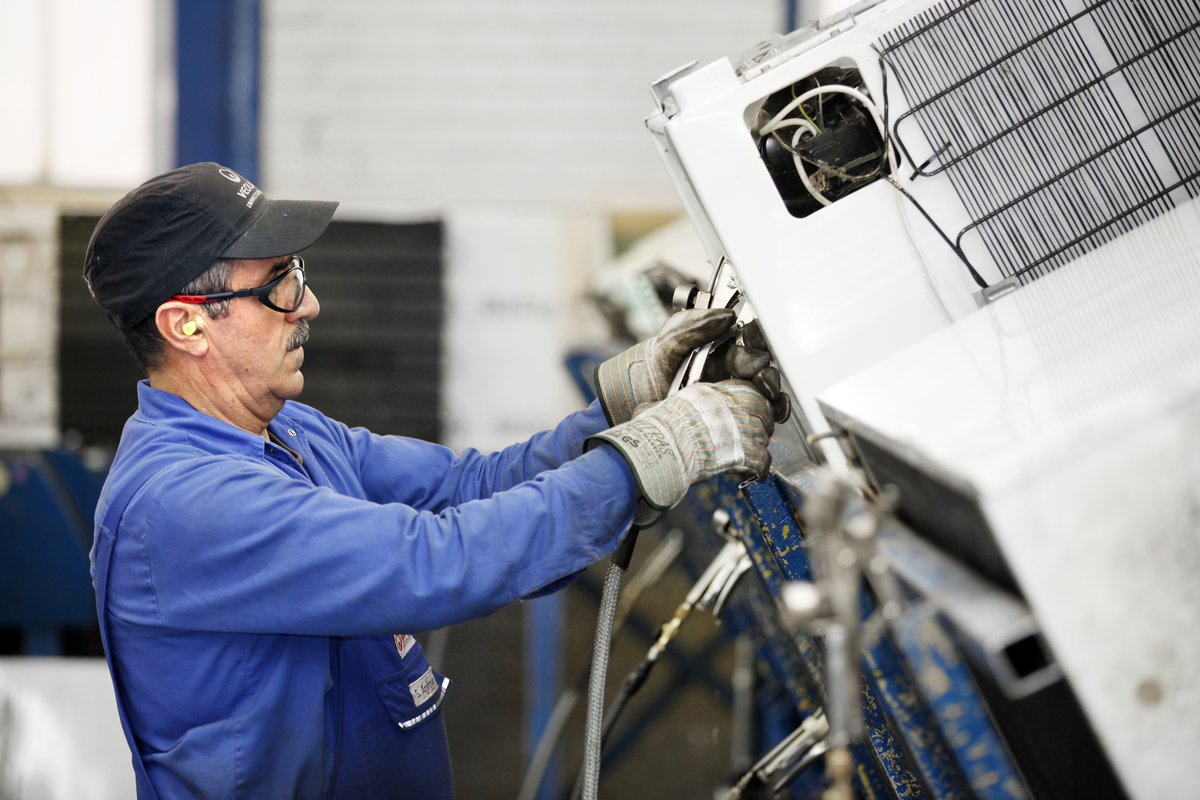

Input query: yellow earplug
[182,320,198,336]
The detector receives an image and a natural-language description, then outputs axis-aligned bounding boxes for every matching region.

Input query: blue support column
[176,0,261,181]
[1,453,98,656]
[525,593,564,800]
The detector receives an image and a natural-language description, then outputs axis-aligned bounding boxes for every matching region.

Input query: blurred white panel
[805,0,862,24]
[444,209,605,455]
[591,217,710,342]
[47,0,156,187]
[0,0,46,184]
[0,658,134,800]
[0,206,58,448]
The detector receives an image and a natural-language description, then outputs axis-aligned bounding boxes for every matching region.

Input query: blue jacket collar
[133,380,304,461]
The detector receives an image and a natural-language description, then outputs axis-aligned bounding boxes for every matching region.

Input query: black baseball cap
[83,162,339,330]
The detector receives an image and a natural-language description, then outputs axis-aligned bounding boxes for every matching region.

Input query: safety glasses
[172,255,307,313]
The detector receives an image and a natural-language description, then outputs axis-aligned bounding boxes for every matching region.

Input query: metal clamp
[668,258,750,394]
[727,710,830,800]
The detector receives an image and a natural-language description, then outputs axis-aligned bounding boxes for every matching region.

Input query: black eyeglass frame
[171,255,307,313]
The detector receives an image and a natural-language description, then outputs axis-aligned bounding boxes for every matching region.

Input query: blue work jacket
[91,381,635,799]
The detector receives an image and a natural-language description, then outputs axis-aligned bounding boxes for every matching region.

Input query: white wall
[261,0,782,451]
[444,208,608,453]
[0,0,165,189]
[0,0,165,445]
[262,1,781,213]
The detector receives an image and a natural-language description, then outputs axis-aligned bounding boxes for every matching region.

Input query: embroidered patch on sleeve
[394,634,416,659]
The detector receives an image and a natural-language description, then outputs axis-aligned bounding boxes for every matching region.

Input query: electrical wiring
[769,119,832,209]
[764,66,989,293]
[761,85,889,150]
[781,137,889,182]
[789,83,823,133]
[760,83,898,212]
[770,117,818,140]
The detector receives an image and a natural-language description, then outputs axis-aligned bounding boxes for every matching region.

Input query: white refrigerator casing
[645,0,988,449]
[817,199,1200,800]
[648,1,1200,796]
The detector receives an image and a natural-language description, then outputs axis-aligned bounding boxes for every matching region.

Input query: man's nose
[288,285,320,322]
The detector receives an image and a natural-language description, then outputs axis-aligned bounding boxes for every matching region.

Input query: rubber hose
[600,657,655,744]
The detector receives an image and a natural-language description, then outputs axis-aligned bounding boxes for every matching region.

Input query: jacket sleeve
[337,400,613,510]
[108,436,635,637]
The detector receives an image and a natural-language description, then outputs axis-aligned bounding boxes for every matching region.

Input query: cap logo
[218,168,241,182]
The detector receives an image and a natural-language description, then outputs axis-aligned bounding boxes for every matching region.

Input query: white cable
[761,85,885,139]
[770,117,818,139]
[792,126,832,208]
[760,84,900,204]
[772,120,832,209]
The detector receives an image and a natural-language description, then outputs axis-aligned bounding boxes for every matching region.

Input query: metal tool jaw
[727,709,830,800]
[668,257,759,394]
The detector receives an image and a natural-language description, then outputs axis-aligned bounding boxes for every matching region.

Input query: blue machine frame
[0,450,106,655]
[663,443,1033,800]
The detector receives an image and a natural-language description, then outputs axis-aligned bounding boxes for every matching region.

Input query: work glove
[594,308,737,426]
[705,319,792,425]
[588,380,774,525]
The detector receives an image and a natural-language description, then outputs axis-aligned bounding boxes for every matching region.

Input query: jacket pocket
[374,658,451,731]
[358,656,455,799]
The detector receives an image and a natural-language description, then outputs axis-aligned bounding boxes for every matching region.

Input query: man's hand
[594,308,737,426]
[588,379,774,521]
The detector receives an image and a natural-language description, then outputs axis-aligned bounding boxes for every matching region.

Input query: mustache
[286,320,310,351]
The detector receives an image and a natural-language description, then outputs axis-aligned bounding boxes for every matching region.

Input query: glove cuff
[594,340,652,426]
[586,415,687,510]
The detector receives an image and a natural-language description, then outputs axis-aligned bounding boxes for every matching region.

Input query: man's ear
[156,302,209,357]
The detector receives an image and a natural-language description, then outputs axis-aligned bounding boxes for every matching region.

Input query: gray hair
[119,258,237,374]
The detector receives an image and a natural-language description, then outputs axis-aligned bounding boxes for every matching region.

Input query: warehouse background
[0,0,851,797]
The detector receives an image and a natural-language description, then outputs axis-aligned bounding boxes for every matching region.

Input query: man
[85,162,775,799]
